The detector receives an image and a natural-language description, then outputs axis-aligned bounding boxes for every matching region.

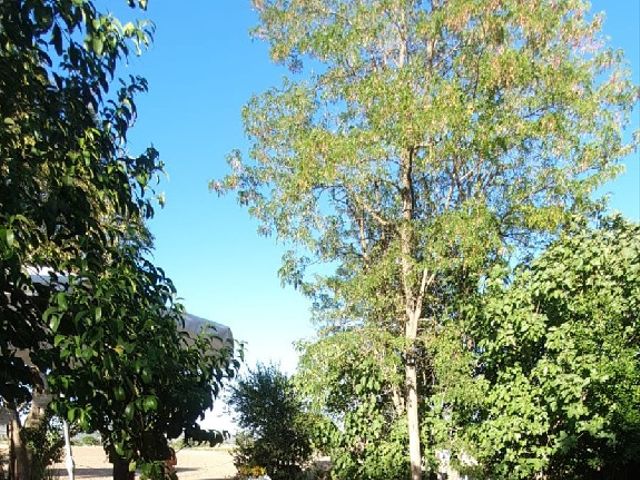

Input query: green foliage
[169,436,185,451]
[216,0,637,475]
[235,464,268,480]
[0,0,239,476]
[46,249,239,466]
[75,434,101,447]
[466,216,640,479]
[230,364,312,480]
[217,0,637,300]
[296,330,409,480]
[21,411,65,480]
[0,0,159,408]
[417,321,488,475]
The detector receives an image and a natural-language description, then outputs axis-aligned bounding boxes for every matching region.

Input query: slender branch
[415,269,437,320]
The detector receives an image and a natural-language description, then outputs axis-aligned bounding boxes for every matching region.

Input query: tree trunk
[400,148,422,480]
[8,406,30,480]
[405,306,422,480]
[22,369,51,478]
[406,356,422,480]
[112,455,134,480]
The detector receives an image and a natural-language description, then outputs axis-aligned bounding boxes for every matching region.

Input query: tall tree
[1,0,157,409]
[216,1,637,477]
[43,245,238,480]
[0,1,159,476]
[0,1,238,478]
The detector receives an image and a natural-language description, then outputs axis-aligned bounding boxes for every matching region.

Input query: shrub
[80,434,101,446]
[230,364,311,480]
[235,465,268,479]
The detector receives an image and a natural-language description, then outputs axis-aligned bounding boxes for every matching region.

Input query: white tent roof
[182,312,234,351]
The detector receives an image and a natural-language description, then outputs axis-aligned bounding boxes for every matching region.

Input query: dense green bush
[230,364,312,480]
[465,217,640,478]
[78,434,101,447]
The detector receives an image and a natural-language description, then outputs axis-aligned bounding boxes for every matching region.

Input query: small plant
[235,465,268,479]
[80,434,101,446]
[41,468,61,480]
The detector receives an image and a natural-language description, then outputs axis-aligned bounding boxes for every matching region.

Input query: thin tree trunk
[405,314,422,480]
[8,405,30,480]
[400,148,422,480]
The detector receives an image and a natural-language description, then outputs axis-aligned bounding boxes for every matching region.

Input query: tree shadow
[52,467,112,478]
[51,467,198,478]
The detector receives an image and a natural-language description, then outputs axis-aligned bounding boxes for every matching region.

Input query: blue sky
[113,1,316,376]
[114,0,639,383]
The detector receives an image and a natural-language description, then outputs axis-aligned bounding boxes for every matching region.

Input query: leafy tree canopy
[1,0,158,405]
[0,1,238,477]
[463,216,640,479]
[296,329,409,479]
[216,0,637,477]
[230,363,312,480]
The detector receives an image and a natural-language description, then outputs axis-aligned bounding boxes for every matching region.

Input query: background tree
[0,1,238,478]
[19,410,66,480]
[461,216,640,479]
[296,329,409,479]
[44,245,238,480]
[215,0,637,477]
[229,363,312,480]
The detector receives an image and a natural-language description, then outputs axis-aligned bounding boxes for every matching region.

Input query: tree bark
[400,148,422,480]
[8,405,30,480]
[405,316,422,480]
[112,455,135,480]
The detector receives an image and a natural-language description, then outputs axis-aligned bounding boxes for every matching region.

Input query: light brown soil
[52,446,237,480]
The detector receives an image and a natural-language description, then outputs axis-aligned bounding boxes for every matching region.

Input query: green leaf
[43,306,57,322]
[56,292,68,310]
[142,395,158,412]
[49,314,61,332]
[92,36,104,56]
[52,24,63,56]
[114,442,124,457]
[114,386,126,402]
[124,402,135,421]
[0,228,14,248]
[141,368,152,384]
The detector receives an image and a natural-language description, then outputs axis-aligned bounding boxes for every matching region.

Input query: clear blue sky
[113,0,639,379]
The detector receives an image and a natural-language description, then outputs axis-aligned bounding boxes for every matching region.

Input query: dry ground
[52,446,237,480]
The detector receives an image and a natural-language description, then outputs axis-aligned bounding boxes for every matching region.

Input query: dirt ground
[52,446,237,480]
